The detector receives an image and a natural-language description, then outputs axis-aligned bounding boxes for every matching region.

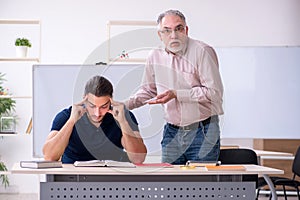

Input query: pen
[185,160,221,167]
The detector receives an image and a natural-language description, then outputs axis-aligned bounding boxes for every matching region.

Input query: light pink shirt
[127,38,224,126]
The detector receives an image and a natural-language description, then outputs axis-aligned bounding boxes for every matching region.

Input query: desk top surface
[11,163,283,176]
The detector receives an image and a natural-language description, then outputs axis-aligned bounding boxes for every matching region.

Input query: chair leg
[256,188,260,200]
[297,186,300,200]
[282,185,287,200]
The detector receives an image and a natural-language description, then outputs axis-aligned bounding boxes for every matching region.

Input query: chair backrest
[292,146,300,177]
[218,148,258,186]
[218,148,258,165]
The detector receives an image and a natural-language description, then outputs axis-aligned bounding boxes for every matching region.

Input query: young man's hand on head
[70,96,88,124]
[108,99,126,123]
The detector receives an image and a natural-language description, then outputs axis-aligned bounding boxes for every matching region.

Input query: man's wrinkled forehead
[160,15,185,29]
[86,94,110,107]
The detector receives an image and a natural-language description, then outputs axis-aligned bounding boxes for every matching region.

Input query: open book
[73,160,135,168]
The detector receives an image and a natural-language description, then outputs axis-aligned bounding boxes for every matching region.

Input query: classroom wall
[0,0,299,194]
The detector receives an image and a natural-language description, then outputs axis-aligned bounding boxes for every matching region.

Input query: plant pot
[0,116,16,133]
[15,46,28,58]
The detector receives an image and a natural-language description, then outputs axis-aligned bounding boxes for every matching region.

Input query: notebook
[20,160,62,169]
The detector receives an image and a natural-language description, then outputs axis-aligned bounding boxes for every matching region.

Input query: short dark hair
[157,9,186,25]
[84,76,113,97]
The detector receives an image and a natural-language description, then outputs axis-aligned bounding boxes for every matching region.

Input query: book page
[74,160,105,167]
[74,160,135,167]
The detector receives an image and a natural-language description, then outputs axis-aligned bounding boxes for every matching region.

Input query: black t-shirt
[51,106,138,163]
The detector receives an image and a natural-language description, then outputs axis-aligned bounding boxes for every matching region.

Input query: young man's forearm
[43,119,75,161]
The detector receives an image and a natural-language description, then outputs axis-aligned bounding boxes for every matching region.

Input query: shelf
[0,19,38,136]
[0,57,39,62]
[0,132,17,136]
[108,58,146,63]
[0,171,11,175]
[106,20,156,63]
[107,20,156,26]
[0,19,41,62]
[0,19,40,25]
[0,95,32,99]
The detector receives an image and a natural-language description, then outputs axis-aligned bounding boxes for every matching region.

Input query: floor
[259,196,298,200]
[0,194,37,200]
[0,193,298,200]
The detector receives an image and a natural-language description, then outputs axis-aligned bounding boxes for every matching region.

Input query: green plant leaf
[15,37,32,47]
[0,162,9,188]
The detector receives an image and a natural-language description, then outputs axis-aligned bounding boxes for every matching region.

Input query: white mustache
[169,39,182,45]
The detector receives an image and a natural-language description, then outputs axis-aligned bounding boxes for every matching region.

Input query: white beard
[164,37,187,54]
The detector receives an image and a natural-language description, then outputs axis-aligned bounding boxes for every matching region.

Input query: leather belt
[168,116,218,131]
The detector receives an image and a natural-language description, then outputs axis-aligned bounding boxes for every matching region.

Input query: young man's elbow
[43,150,60,161]
[130,153,147,164]
[43,154,58,161]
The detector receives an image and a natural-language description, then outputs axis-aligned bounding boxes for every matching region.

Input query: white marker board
[33,47,300,157]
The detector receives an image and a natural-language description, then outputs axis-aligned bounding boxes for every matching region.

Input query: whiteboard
[33,64,165,157]
[33,47,300,157]
[217,47,300,139]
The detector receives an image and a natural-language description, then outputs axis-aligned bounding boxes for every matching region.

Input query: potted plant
[0,73,16,133]
[15,37,32,58]
[0,161,9,188]
[0,73,15,188]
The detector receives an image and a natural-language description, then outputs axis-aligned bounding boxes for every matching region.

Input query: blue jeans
[161,116,220,165]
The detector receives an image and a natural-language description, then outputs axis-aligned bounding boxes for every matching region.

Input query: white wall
[1,0,300,63]
[0,0,299,193]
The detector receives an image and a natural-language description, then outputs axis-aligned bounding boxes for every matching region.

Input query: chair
[218,148,259,199]
[257,146,300,200]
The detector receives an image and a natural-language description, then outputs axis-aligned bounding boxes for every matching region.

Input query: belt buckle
[180,122,199,131]
[181,125,191,131]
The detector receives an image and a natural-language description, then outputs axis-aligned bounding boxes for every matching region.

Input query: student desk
[11,164,283,200]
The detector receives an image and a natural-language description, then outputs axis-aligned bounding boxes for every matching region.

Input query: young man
[125,10,223,164]
[43,75,147,164]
